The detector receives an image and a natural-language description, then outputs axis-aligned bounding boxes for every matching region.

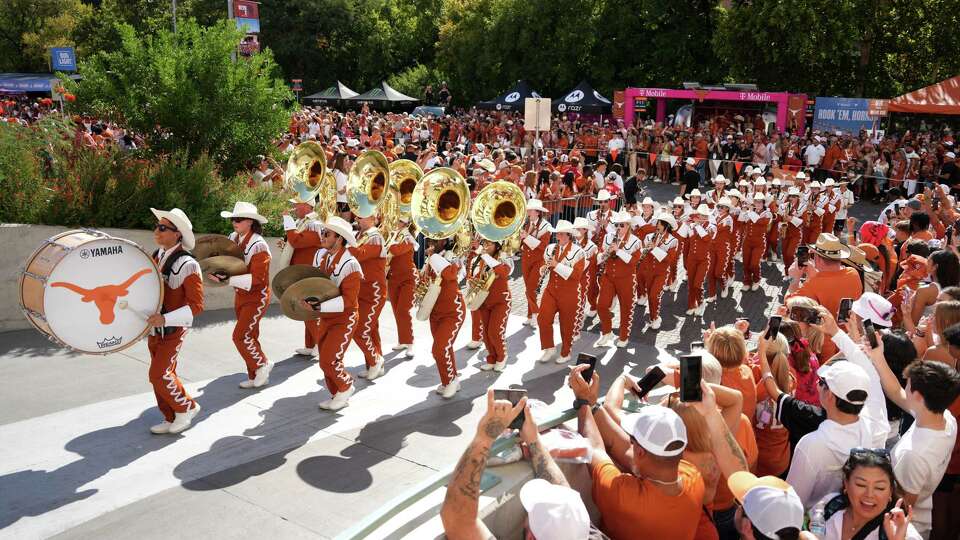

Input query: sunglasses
[230,218,247,223]
[850,447,891,460]
[155,223,179,233]
[616,223,629,229]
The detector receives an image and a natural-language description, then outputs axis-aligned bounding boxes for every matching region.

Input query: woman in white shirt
[820,448,921,540]
[332,152,351,220]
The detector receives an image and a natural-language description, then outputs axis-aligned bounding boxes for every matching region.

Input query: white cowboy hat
[151,207,196,250]
[823,178,836,187]
[641,197,656,207]
[221,201,268,224]
[672,197,685,206]
[656,213,677,230]
[695,204,712,217]
[553,219,576,235]
[572,217,594,231]
[475,159,496,173]
[526,198,548,213]
[323,216,358,247]
[749,168,762,176]
[795,171,807,180]
[717,197,733,208]
[594,189,614,202]
[753,193,766,201]
[738,179,749,186]
[771,179,783,186]
[755,179,767,186]
[727,191,743,200]
[610,210,633,224]
[787,187,801,197]
[686,188,703,199]
[809,181,822,189]
[713,174,728,184]
[744,166,754,175]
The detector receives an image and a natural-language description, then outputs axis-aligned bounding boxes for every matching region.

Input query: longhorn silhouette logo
[51,269,153,324]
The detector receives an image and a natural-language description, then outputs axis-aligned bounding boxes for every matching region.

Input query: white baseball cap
[685,157,696,165]
[947,151,957,159]
[817,361,870,405]
[728,472,804,539]
[519,479,591,540]
[620,405,687,457]
[852,292,895,328]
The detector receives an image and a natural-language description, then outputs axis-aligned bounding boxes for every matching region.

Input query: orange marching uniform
[586,201,616,311]
[740,198,772,289]
[764,192,782,261]
[596,212,642,345]
[520,204,552,323]
[386,226,417,351]
[638,221,679,328]
[464,250,484,347]
[803,186,826,244]
[707,206,735,299]
[149,243,203,423]
[282,213,323,351]
[425,252,466,395]
[471,252,512,369]
[312,246,363,398]
[350,226,387,370]
[228,230,272,381]
[573,217,599,336]
[821,183,840,234]
[537,234,586,362]
[780,193,807,270]
[631,209,657,303]
[678,206,714,313]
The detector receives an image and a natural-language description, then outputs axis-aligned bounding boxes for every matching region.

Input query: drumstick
[117,300,164,337]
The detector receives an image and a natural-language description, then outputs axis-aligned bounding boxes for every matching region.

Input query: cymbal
[272,265,329,299]
[194,234,243,260]
[280,277,339,321]
[199,256,247,287]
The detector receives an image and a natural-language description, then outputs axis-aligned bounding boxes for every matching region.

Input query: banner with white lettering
[812,97,873,135]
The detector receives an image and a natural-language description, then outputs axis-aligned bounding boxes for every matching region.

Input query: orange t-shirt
[592,458,705,540]
[790,267,863,360]
[711,414,759,512]
[721,365,758,422]
[752,364,793,477]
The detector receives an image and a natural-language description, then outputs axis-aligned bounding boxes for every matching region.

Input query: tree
[65,19,294,177]
[0,0,94,72]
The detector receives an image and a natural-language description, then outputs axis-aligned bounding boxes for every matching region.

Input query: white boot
[251,362,273,388]
[479,361,494,371]
[649,317,662,330]
[150,421,172,434]
[615,339,629,347]
[538,347,556,363]
[168,403,201,434]
[319,385,355,411]
[363,356,385,380]
[555,354,571,364]
[686,307,695,315]
[636,295,647,306]
[585,308,597,318]
[493,360,506,372]
[696,304,706,316]
[392,343,411,352]
[594,333,615,348]
[441,377,460,399]
[466,340,483,350]
[295,347,316,356]
[435,383,446,394]
[528,317,538,329]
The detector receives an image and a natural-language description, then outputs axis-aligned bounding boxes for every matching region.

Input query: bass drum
[19,230,164,354]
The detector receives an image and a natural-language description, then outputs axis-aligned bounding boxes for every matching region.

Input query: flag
[648,152,658,165]
[734,161,745,175]
[710,159,722,171]
[669,156,678,167]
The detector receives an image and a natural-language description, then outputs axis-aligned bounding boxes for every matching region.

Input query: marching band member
[213,202,273,389]
[349,214,387,380]
[707,197,735,301]
[803,180,825,244]
[632,197,658,306]
[472,240,512,371]
[685,188,704,210]
[764,179,782,262]
[741,193,772,291]
[281,202,323,357]
[424,240,466,399]
[572,217,598,330]
[465,238,485,350]
[637,214,678,329]
[780,187,807,270]
[587,189,616,246]
[146,207,203,434]
[821,178,840,234]
[537,220,585,363]
[679,204,714,315]
[667,197,688,292]
[726,190,744,284]
[594,210,642,348]
[519,198,551,328]
[303,216,362,410]
[707,175,728,207]
[386,218,417,356]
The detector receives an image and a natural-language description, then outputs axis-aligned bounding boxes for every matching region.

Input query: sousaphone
[347,150,389,218]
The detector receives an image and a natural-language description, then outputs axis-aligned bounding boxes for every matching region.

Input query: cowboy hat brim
[220,210,268,224]
[150,208,196,250]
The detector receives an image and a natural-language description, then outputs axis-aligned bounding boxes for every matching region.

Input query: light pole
[172,0,177,33]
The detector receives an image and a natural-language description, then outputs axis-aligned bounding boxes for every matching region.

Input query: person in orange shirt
[469,240,512,372]
[821,137,844,174]
[423,241,466,399]
[740,193,772,291]
[303,217,363,411]
[803,181,826,244]
[594,211,643,348]
[146,208,204,435]
[280,203,323,357]
[211,202,273,389]
[519,199,552,327]
[386,219,417,356]
[536,220,586,364]
[751,333,796,477]
[708,326,759,422]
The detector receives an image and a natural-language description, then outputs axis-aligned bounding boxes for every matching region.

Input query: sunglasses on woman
[231,217,246,223]
[155,223,179,233]
[850,447,891,460]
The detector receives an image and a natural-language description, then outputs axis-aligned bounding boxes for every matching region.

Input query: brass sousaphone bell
[347,150,390,219]
[410,167,472,240]
[284,141,337,221]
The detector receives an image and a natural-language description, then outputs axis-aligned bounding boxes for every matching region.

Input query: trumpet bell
[411,167,471,240]
[471,181,527,242]
[284,141,328,203]
[388,159,423,217]
[347,150,389,218]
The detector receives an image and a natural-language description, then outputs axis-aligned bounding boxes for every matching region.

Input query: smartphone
[764,316,782,340]
[689,341,704,352]
[863,319,879,349]
[577,353,598,382]
[796,245,810,266]
[837,298,853,323]
[789,305,823,325]
[946,225,954,246]
[493,388,527,430]
[679,354,703,402]
[630,366,666,401]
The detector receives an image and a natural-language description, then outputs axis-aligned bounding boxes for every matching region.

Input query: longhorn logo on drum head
[51,268,153,324]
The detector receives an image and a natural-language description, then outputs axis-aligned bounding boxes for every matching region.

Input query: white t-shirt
[821,497,922,540]
[253,168,274,186]
[836,189,856,219]
[805,144,825,166]
[891,410,957,535]
[334,169,348,203]
[608,137,625,152]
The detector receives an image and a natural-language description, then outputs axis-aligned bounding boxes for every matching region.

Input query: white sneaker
[441,377,460,399]
[585,309,597,318]
[493,361,506,372]
[594,333,614,348]
[466,340,483,350]
[319,385,355,411]
[364,357,385,380]
[529,317,538,329]
[696,304,706,316]
[435,383,446,394]
[525,317,534,326]
[538,347,556,363]
[252,362,273,387]
[150,421,172,434]
[555,354,571,364]
[295,347,316,356]
[616,339,628,348]
[705,295,716,303]
[636,296,647,306]
[686,308,695,315]
[169,403,201,434]
[649,317,662,330]
[392,343,411,352]
[239,379,256,389]
[479,362,494,371]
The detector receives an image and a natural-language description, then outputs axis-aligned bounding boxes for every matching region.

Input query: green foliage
[387,64,449,100]
[0,0,95,72]
[63,19,294,178]
[0,123,48,224]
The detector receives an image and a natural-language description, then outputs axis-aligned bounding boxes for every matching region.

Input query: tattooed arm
[441,390,525,540]
[692,381,749,477]
[518,402,569,487]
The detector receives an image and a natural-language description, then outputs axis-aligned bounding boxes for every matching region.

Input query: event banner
[813,97,875,135]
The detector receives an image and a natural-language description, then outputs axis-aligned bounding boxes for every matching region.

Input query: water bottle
[808,499,826,538]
